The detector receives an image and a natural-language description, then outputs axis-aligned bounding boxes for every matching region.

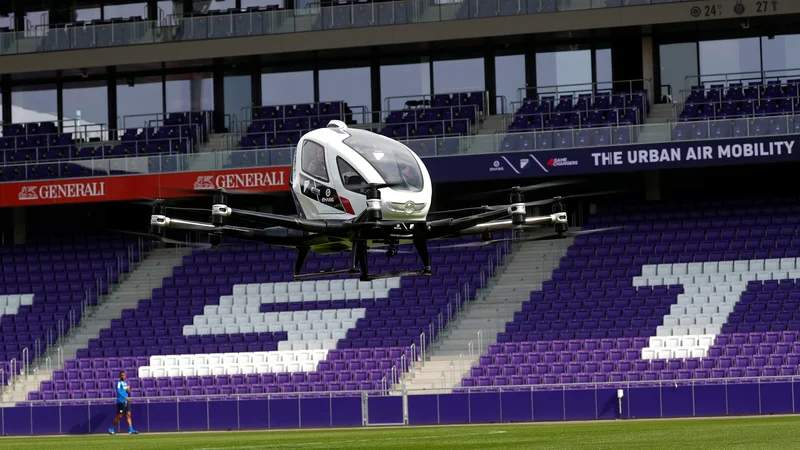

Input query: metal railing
[384,91,488,115]
[518,78,653,103]
[233,103,480,151]
[1,118,108,141]
[21,348,29,381]
[8,358,17,390]
[0,0,694,59]
[679,82,800,104]
[505,106,641,132]
[672,97,800,122]
[420,332,427,364]
[15,241,145,384]
[0,110,797,183]
[685,67,800,94]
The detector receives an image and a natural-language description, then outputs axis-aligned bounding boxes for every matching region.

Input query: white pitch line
[194,430,508,450]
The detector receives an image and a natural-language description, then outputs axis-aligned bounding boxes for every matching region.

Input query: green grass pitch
[1,416,798,449]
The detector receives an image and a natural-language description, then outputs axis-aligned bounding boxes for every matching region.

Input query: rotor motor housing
[211,192,228,226]
[551,196,568,234]
[150,202,166,236]
[509,191,526,226]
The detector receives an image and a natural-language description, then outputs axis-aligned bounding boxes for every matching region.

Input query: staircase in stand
[398,238,572,394]
[0,247,192,404]
[637,104,675,143]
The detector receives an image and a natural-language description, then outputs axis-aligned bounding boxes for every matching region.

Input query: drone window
[336,157,367,193]
[300,140,329,182]
[341,128,424,193]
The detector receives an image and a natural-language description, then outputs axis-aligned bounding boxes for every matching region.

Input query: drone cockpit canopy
[338,127,425,193]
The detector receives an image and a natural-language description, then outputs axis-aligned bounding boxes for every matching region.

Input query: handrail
[673,97,800,122]
[685,67,800,92]
[122,109,213,131]
[0,136,192,166]
[508,99,644,120]
[0,0,686,57]
[496,95,507,115]
[239,101,348,127]
[1,111,799,180]
[22,348,29,381]
[384,91,488,116]
[420,332,426,364]
[9,358,16,388]
[449,361,455,389]
[518,78,653,102]
[34,338,41,367]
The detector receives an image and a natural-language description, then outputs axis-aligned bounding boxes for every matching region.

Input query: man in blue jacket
[109,371,139,435]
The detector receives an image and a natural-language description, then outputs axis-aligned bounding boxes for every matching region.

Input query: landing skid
[293,268,359,280]
[358,269,432,281]
[293,267,431,281]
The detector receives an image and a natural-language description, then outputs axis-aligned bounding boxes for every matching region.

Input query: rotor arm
[150,215,219,231]
[456,213,566,235]
[216,206,333,234]
[150,214,304,248]
[425,207,517,239]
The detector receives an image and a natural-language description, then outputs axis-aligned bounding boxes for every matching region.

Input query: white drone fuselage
[290,121,433,222]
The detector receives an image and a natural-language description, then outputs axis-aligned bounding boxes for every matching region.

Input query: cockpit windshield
[341,128,424,192]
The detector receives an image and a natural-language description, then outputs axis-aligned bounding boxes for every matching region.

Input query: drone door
[297,139,347,217]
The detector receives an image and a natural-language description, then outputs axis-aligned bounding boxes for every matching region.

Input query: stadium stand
[673,79,800,140]
[0,234,145,387]
[461,199,800,389]
[0,111,210,182]
[501,90,649,150]
[239,101,352,151]
[24,233,507,401]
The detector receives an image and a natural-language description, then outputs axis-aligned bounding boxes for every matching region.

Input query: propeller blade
[434,226,622,249]
[430,189,625,217]
[163,206,213,214]
[482,179,587,196]
[131,198,182,207]
[511,189,627,209]
[163,186,289,197]
[107,229,219,249]
[427,205,493,216]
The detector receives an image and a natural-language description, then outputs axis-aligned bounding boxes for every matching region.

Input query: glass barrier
[0,112,795,183]
[0,0,690,56]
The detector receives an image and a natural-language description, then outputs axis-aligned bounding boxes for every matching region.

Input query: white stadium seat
[672,348,689,359]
